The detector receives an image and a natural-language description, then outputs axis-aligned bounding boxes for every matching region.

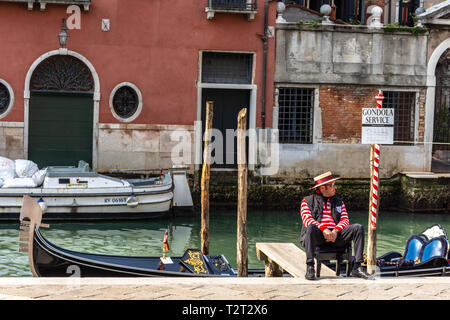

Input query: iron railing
[207,0,257,11]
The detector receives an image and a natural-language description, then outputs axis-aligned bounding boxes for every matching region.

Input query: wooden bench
[256,242,336,278]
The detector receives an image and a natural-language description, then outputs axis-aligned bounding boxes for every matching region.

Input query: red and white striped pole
[370,91,383,230]
[367,90,383,275]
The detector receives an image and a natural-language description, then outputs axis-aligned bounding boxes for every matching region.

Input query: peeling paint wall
[273,24,429,178]
[97,124,194,172]
[0,123,24,160]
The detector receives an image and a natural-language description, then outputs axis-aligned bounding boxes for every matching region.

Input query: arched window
[30,55,94,93]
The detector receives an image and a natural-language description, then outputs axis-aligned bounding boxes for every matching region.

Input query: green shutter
[28,92,93,168]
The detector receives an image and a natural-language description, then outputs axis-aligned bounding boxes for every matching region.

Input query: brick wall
[366,0,386,24]
[318,85,426,144]
[368,0,385,8]
[319,86,378,143]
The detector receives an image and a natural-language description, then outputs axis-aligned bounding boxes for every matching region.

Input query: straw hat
[310,171,341,190]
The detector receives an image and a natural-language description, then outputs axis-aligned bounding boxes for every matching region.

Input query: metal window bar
[383,91,415,145]
[202,52,253,84]
[278,88,314,144]
[207,0,257,11]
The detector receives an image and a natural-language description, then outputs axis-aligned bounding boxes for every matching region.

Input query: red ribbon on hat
[314,175,334,187]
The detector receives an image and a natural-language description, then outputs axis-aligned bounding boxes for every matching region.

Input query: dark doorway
[201,88,250,168]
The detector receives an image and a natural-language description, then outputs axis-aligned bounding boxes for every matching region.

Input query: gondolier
[300,171,373,280]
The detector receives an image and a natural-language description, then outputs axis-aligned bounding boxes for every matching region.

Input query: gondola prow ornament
[18,196,49,277]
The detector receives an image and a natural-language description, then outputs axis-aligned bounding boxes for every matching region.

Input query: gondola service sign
[361,108,395,144]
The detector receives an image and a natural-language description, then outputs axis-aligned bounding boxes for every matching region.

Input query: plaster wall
[273,24,429,178]
[0,0,276,171]
[275,24,428,87]
[98,124,194,172]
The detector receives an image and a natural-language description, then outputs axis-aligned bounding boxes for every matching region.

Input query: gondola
[322,224,450,277]
[374,224,450,277]
[19,195,265,277]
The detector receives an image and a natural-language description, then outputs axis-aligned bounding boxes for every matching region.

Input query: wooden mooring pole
[201,101,213,256]
[237,108,248,277]
[367,144,377,274]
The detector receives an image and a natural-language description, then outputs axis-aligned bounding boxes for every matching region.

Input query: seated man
[299,171,373,280]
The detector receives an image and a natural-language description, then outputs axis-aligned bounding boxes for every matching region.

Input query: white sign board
[361,108,395,145]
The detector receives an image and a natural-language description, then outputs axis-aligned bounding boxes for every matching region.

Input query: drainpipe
[260,0,273,129]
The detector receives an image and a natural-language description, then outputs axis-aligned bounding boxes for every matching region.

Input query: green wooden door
[28,92,93,168]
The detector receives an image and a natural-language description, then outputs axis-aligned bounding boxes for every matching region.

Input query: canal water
[1,209,450,277]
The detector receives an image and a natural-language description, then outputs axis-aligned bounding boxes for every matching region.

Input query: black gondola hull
[32,228,265,277]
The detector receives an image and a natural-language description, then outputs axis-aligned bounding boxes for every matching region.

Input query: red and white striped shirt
[300,198,349,232]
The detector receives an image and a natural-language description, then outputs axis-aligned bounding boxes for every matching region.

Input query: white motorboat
[0,161,178,220]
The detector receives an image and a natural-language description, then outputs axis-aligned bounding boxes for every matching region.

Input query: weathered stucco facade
[0,0,276,173]
[273,22,429,178]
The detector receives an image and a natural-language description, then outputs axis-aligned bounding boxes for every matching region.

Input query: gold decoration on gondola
[182,250,208,274]
[361,253,367,266]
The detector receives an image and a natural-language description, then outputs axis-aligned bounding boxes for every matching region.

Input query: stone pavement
[0,276,450,300]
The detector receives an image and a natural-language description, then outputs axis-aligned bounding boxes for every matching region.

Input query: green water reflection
[1,210,450,277]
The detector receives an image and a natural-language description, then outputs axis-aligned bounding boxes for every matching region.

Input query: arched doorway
[28,55,95,168]
[432,48,450,172]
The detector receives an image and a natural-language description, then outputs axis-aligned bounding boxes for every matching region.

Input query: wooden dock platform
[256,242,336,278]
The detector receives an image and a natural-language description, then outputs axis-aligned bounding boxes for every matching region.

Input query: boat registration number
[104,197,127,204]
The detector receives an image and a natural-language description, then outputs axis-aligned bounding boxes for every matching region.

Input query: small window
[109,82,142,122]
[202,52,253,84]
[209,0,256,11]
[383,91,416,145]
[0,79,14,120]
[278,87,314,144]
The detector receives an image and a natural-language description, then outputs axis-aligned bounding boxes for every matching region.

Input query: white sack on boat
[15,159,39,178]
[32,168,47,186]
[0,157,16,181]
[3,177,37,188]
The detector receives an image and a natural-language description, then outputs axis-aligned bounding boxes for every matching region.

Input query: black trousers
[301,224,365,267]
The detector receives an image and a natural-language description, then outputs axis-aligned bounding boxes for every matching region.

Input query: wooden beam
[237,108,248,277]
[256,242,336,278]
[200,101,214,256]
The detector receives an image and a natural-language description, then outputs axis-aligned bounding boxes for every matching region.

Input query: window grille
[202,52,253,84]
[207,0,257,11]
[112,86,139,119]
[278,87,314,144]
[382,91,416,145]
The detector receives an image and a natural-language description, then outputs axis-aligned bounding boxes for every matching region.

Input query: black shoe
[351,267,375,280]
[305,265,315,280]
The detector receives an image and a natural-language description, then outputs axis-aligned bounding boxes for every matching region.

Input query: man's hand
[323,229,338,242]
